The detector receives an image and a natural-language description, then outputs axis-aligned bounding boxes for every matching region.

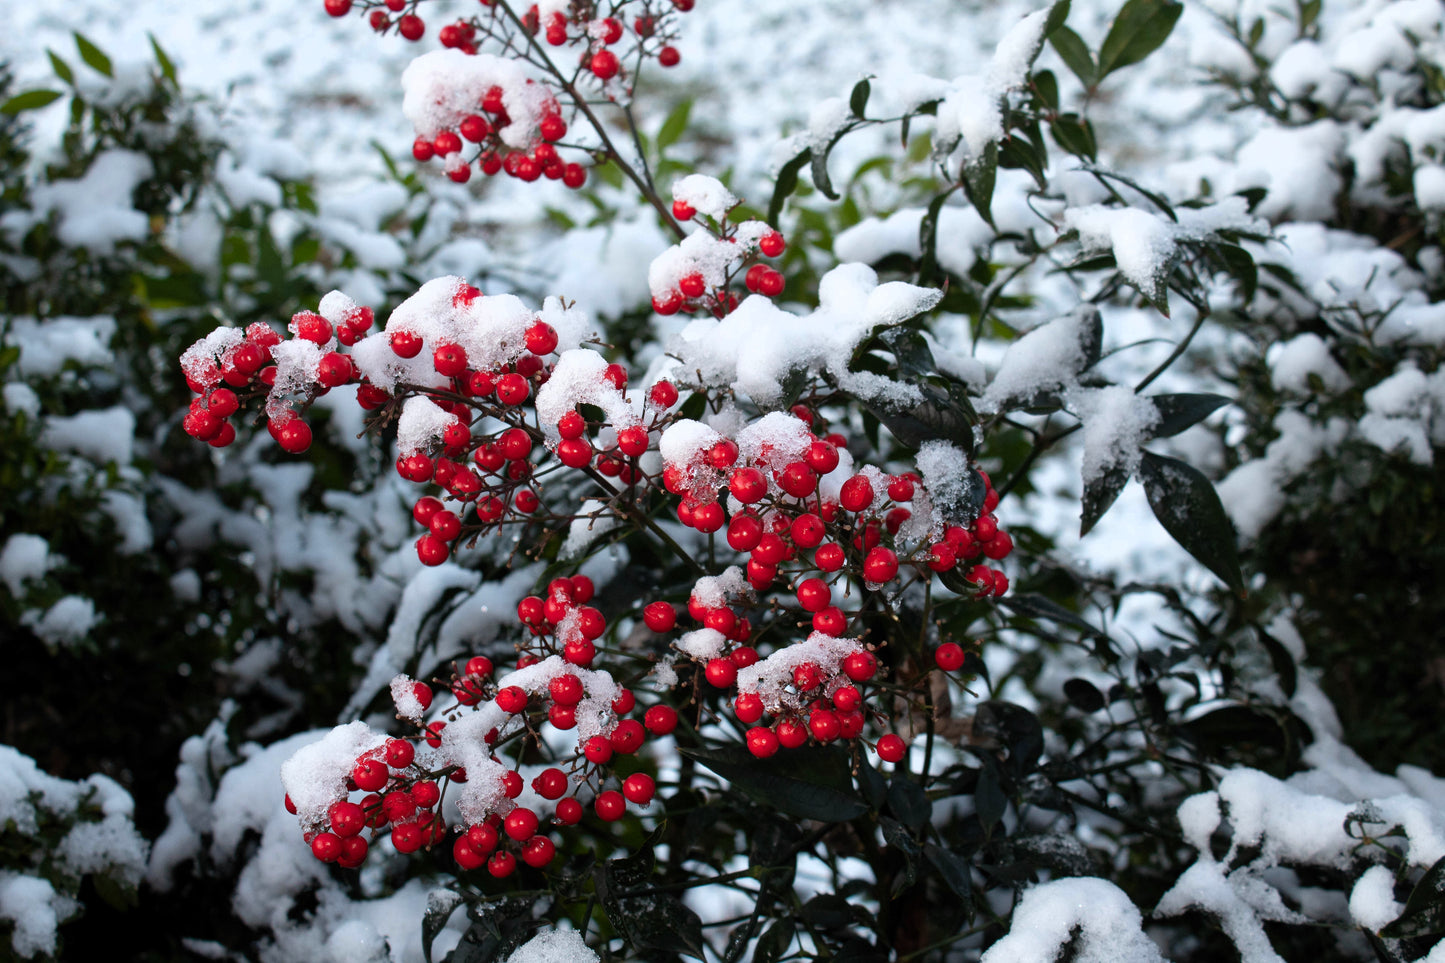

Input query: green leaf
[887,776,932,832]
[1149,393,1230,438]
[755,917,794,963]
[680,745,867,822]
[768,147,812,226]
[47,50,74,86]
[1256,625,1297,699]
[849,77,872,118]
[924,842,974,904]
[1050,113,1097,160]
[1033,69,1060,110]
[998,136,1047,191]
[917,187,955,284]
[422,890,464,963]
[802,894,855,930]
[1044,0,1073,37]
[880,816,921,892]
[74,32,113,78]
[974,701,1044,779]
[1080,464,1129,536]
[999,593,1101,636]
[1097,0,1183,78]
[657,98,692,152]
[1050,26,1096,87]
[1,90,64,115]
[1137,451,1244,592]
[960,140,998,228]
[1214,241,1258,302]
[1381,855,1445,939]
[149,33,177,84]
[616,895,707,960]
[1063,678,1106,713]
[974,761,1007,835]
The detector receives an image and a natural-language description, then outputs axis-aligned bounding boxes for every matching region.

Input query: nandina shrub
[3,0,1436,961]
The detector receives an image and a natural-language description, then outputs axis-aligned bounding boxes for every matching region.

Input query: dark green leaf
[1044,0,1073,37]
[924,842,974,904]
[1050,26,1096,87]
[917,187,956,284]
[618,895,707,959]
[1137,451,1244,592]
[802,894,854,929]
[680,745,867,822]
[974,702,1044,778]
[880,816,921,892]
[74,32,113,78]
[755,917,794,963]
[149,33,177,84]
[1033,69,1060,110]
[1098,0,1183,78]
[887,776,932,831]
[849,77,872,118]
[1214,241,1258,302]
[1000,593,1100,636]
[998,137,1047,190]
[1050,112,1097,160]
[1149,393,1230,438]
[423,890,464,963]
[1179,705,1292,761]
[975,760,1007,835]
[961,141,998,228]
[812,133,846,200]
[1382,855,1445,939]
[857,758,888,810]
[1256,625,1297,699]
[1080,464,1130,536]
[1063,678,1106,713]
[47,50,74,85]
[1,90,64,115]
[657,99,692,152]
[768,148,812,226]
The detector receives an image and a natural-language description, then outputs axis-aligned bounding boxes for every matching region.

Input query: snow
[1348,865,1402,932]
[505,927,598,963]
[673,174,738,221]
[0,873,70,960]
[1064,386,1161,486]
[17,149,154,254]
[1267,333,1351,394]
[980,307,1099,413]
[978,877,1166,963]
[4,316,118,377]
[22,595,99,647]
[41,406,136,466]
[0,535,52,598]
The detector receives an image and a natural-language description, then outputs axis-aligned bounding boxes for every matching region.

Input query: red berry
[495,373,530,405]
[672,199,696,221]
[935,642,965,672]
[488,850,517,877]
[538,114,567,142]
[650,381,679,408]
[792,662,822,692]
[731,645,759,667]
[618,426,648,457]
[658,46,680,67]
[583,735,613,765]
[759,231,786,258]
[813,607,847,637]
[796,578,831,613]
[590,50,620,79]
[329,800,366,837]
[391,330,423,358]
[412,780,440,808]
[678,273,706,299]
[705,658,737,688]
[804,441,839,475]
[611,687,634,714]
[501,770,524,799]
[562,163,587,188]
[610,719,646,754]
[833,685,861,712]
[277,419,312,454]
[758,270,785,297]
[809,708,842,743]
[790,514,826,549]
[557,438,593,468]
[643,601,677,633]
[644,704,678,735]
[982,530,1014,560]
[453,835,485,870]
[548,704,576,730]
[839,475,874,513]
[549,674,584,706]
[324,0,352,16]
[521,834,556,868]
[747,726,779,758]
[815,543,845,572]
[735,692,765,723]
[862,547,898,583]
[496,686,528,714]
[778,461,817,498]
[525,321,559,356]
[416,534,449,566]
[353,758,388,792]
[555,798,583,825]
[652,291,684,315]
[504,807,539,842]
[398,14,425,40]
[622,773,655,805]
[843,650,878,682]
[533,767,568,800]
[595,789,626,821]
[312,832,342,862]
[776,719,808,749]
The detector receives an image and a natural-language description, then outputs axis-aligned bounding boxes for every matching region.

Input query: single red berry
[555,798,583,825]
[549,674,584,706]
[339,835,368,867]
[747,726,780,758]
[562,163,587,188]
[595,789,626,821]
[610,719,645,754]
[425,721,446,747]
[521,834,556,868]
[412,780,441,809]
[312,832,342,862]
[813,606,848,637]
[678,272,706,299]
[702,607,736,636]
[385,738,415,769]
[935,642,965,671]
[611,687,634,713]
[533,767,568,800]
[413,683,434,711]
[842,650,878,682]
[809,708,842,743]
[759,231,786,258]
[277,419,313,454]
[500,770,524,799]
[495,373,530,406]
[466,823,499,854]
[590,50,620,79]
[416,534,449,566]
[758,269,785,297]
[285,794,298,815]
[329,801,366,837]
[525,321,559,356]
[792,662,823,692]
[862,547,898,583]
[538,114,567,142]
[496,686,528,714]
[644,704,679,735]
[353,758,389,792]
[324,0,352,16]
[833,685,861,712]
[398,13,425,40]
[652,291,684,315]
[778,461,817,498]
[658,46,680,67]
[564,639,596,666]
[583,735,613,765]
[548,704,577,730]
[731,645,759,667]
[643,601,677,633]
[804,441,839,475]
[796,578,831,613]
[815,543,845,572]
[705,658,737,688]
[618,426,649,457]
[557,438,593,468]
[504,807,539,842]
[672,199,696,221]
[622,773,655,805]
[735,692,765,724]
[453,835,485,870]
[649,381,679,409]
[488,850,516,877]
[982,530,1014,560]
[776,719,808,749]
[974,515,998,542]
[390,330,423,358]
[839,474,874,512]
